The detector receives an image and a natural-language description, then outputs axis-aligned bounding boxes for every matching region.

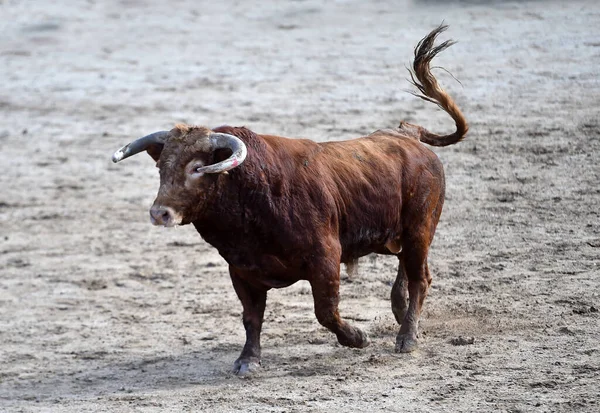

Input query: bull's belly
[340,238,401,263]
[338,218,402,262]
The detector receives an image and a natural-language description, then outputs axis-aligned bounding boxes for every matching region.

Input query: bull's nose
[150,205,175,227]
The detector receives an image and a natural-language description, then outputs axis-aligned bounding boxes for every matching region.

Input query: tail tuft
[400,24,468,147]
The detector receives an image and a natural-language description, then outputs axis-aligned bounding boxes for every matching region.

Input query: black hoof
[233,357,261,377]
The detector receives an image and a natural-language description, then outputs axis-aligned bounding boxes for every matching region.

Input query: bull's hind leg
[391,253,409,324]
[395,244,432,353]
[395,180,443,353]
[309,244,370,348]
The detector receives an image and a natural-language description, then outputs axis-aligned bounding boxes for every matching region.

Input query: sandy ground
[1,0,599,411]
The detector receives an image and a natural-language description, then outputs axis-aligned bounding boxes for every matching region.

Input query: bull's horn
[195,133,248,174]
[112,131,170,163]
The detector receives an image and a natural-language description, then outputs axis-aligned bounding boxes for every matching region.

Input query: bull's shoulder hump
[258,134,322,157]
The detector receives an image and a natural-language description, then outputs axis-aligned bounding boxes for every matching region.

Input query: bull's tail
[399,24,468,147]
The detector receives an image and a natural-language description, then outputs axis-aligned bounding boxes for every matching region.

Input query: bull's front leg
[229,267,267,376]
[309,251,370,349]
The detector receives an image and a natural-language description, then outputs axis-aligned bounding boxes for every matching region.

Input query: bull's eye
[190,164,204,175]
[188,160,206,176]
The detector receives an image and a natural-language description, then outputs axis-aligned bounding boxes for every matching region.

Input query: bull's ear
[112,131,169,163]
[146,144,163,163]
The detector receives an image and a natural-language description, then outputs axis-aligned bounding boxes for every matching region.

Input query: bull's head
[112,124,247,227]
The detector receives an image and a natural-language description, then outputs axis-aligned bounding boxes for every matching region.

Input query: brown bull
[112,25,468,375]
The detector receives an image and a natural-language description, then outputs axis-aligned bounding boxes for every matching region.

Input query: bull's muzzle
[149,205,181,227]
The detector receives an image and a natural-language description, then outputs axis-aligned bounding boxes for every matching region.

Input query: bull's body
[113,25,468,375]
[196,127,443,279]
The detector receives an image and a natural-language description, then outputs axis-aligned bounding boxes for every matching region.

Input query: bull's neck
[192,127,278,240]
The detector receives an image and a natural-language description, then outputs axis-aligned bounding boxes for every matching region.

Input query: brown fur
[139,26,468,373]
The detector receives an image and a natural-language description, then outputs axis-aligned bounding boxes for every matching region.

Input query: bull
[112,25,468,375]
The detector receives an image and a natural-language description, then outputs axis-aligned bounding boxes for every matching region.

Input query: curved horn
[195,133,248,174]
[112,131,169,163]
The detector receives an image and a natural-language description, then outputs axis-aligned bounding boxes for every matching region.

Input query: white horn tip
[112,147,126,163]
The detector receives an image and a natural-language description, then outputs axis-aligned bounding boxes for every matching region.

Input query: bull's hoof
[338,328,370,348]
[395,332,418,353]
[233,357,261,377]
[356,329,371,348]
